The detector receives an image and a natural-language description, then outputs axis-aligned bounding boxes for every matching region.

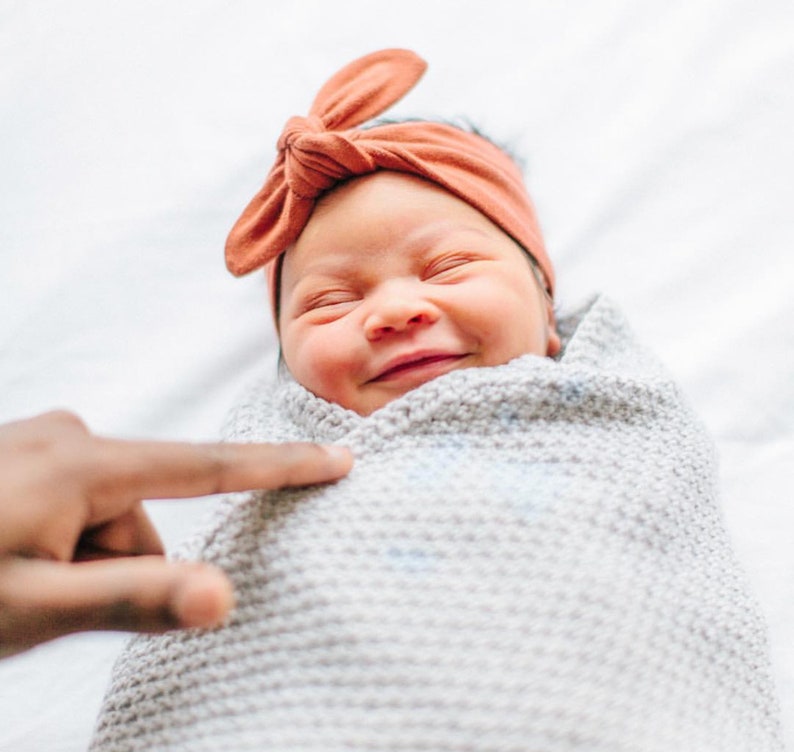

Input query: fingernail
[322,445,354,471]
[171,567,235,629]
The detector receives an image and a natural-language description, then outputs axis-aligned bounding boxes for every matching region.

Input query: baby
[92,50,783,751]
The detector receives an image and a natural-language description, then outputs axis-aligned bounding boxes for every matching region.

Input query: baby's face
[278,172,560,416]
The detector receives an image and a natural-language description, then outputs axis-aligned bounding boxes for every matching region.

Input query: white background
[1,1,793,748]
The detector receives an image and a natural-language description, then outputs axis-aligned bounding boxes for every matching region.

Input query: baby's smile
[366,350,470,385]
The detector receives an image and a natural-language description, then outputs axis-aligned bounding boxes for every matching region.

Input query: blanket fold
[91,295,783,752]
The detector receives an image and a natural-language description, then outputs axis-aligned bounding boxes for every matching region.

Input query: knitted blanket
[91,295,783,752]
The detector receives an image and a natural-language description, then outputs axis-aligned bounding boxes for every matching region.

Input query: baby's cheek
[282,331,320,386]
[296,335,352,399]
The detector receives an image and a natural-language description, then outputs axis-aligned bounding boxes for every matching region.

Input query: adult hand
[0,411,352,658]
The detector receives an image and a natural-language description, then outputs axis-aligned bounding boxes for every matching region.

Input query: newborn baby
[91,49,784,752]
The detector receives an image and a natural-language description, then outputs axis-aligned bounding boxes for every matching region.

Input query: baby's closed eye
[422,252,484,281]
[299,289,361,315]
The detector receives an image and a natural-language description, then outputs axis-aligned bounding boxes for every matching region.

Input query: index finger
[86,439,353,512]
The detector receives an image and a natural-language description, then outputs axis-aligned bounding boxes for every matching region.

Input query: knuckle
[19,414,98,493]
[29,412,92,463]
[40,410,89,434]
[198,444,234,495]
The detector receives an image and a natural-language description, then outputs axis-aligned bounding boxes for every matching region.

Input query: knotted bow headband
[225,48,555,299]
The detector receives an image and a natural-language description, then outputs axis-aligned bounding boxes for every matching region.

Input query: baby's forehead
[287,173,512,256]
[283,222,504,281]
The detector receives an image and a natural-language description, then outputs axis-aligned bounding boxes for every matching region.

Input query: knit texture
[91,295,783,751]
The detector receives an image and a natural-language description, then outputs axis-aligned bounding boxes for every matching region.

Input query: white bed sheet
[1,1,792,749]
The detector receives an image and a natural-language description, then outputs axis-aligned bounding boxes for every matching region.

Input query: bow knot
[277,115,325,152]
[279,122,374,199]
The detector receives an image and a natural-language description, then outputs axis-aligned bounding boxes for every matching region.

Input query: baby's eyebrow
[292,266,352,286]
[405,222,492,250]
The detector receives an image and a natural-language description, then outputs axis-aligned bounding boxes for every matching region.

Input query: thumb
[0,556,234,657]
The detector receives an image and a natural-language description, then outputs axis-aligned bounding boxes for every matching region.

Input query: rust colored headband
[224,48,554,297]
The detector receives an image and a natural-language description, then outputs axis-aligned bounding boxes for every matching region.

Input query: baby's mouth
[369,352,467,383]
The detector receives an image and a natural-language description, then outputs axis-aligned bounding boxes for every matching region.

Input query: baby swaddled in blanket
[91,50,784,751]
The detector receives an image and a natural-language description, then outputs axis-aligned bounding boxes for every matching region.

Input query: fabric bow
[224,48,553,295]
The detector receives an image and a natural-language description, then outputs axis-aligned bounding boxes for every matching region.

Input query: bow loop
[310,49,427,129]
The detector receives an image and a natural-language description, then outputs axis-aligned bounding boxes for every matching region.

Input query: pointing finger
[85,441,353,522]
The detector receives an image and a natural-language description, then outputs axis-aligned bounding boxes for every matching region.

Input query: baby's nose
[364,292,440,341]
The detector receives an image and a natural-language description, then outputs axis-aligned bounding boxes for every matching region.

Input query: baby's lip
[368,350,468,383]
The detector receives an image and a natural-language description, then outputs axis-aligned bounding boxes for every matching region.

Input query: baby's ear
[545,299,562,357]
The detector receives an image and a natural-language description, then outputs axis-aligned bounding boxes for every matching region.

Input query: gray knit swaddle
[91,296,783,751]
